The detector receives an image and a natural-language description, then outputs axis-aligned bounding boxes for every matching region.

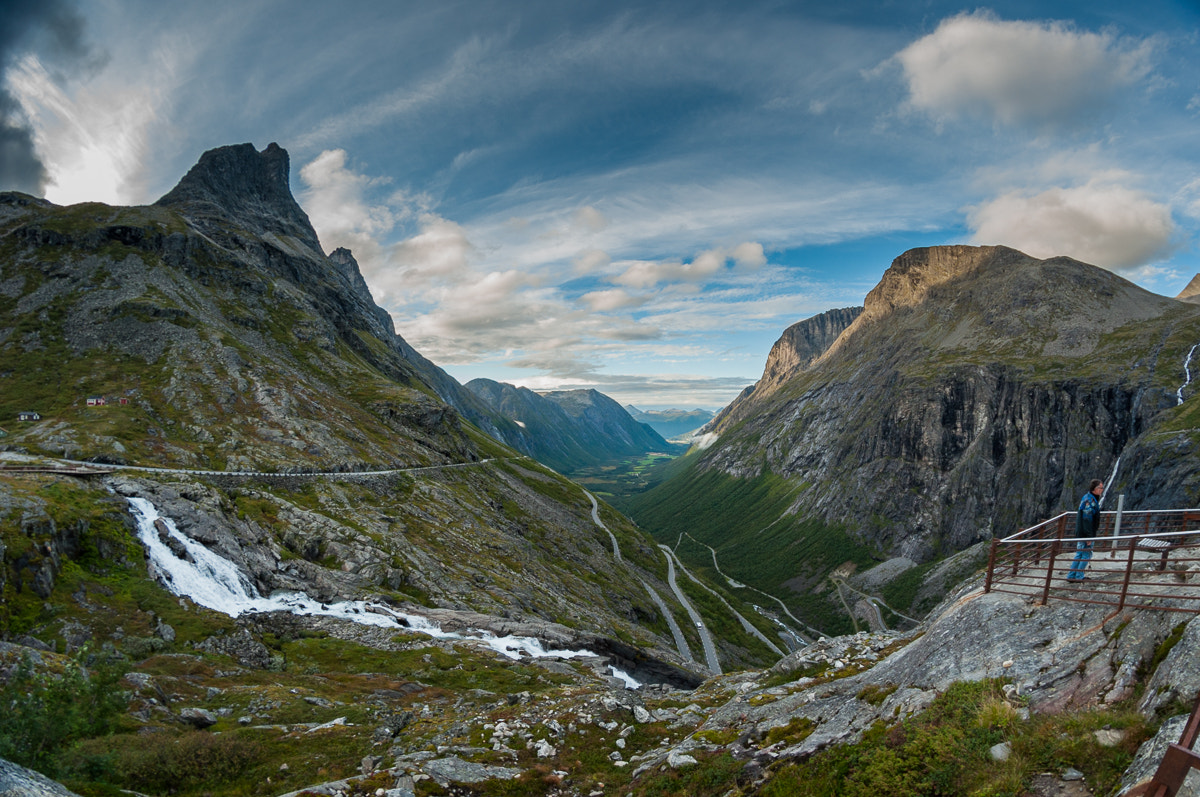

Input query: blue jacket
[1077,491,1100,538]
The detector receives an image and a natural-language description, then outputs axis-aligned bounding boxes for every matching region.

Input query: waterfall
[1100,455,1121,508]
[1178,343,1199,405]
[127,497,639,687]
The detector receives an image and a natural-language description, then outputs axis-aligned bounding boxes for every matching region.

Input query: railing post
[1040,518,1068,606]
[985,539,998,593]
[1117,537,1139,612]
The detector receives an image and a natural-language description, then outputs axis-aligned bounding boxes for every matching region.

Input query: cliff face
[760,306,862,389]
[642,246,1200,569]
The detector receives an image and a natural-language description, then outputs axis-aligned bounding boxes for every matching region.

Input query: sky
[3,0,1200,410]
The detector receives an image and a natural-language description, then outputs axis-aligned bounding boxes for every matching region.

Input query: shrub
[0,652,129,775]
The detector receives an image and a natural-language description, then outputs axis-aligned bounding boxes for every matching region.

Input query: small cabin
[86,396,106,406]
[17,411,40,422]
[119,397,129,405]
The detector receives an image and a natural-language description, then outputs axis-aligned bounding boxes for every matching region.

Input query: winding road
[666,543,782,656]
[659,545,721,675]
[682,531,819,644]
[581,489,699,668]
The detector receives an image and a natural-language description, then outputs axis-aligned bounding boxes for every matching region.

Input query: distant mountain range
[465,379,675,473]
[623,406,715,439]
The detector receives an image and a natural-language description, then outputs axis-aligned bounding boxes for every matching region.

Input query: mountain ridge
[465,379,674,472]
[631,245,1200,628]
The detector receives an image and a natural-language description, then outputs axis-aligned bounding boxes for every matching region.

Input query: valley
[2,144,1200,797]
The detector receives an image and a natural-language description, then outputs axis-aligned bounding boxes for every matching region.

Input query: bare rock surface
[0,758,80,797]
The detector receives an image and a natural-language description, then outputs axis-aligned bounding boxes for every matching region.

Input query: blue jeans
[1067,541,1093,580]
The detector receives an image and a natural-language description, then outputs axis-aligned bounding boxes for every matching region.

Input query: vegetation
[628,462,880,635]
[759,680,1151,797]
[0,652,130,776]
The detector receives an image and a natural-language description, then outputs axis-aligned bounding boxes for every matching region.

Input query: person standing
[1067,479,1104,581]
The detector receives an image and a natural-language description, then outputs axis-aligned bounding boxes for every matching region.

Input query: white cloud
[580,288,643,312]
[968,181,1174,270]
[895,11,1154,128]
[390,214,473,282]
[7,52,177,205]
[299,148,397,270]
[299,149,476,303]
[572,205,608,232]
[572,248,611,274]
[612,242,766,288]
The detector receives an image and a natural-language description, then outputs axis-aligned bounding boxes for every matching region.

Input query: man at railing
[1067,479,1104,581]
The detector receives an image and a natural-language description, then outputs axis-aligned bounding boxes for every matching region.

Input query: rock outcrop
[0,757,81,797]
[1177,273,1200,304]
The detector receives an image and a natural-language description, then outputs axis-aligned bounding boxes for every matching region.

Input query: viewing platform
[985,507,1200,615]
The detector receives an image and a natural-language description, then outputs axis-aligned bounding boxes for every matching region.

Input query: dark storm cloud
[0,0,94,194]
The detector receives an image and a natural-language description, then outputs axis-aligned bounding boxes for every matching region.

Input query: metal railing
[1127,691,1200,797]
[984,508,1200,615]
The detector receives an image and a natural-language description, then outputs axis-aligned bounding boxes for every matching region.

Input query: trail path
[52,457,500,479]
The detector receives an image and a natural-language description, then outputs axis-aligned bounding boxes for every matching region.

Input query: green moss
[764,716,816,746]
[856,683,899,706]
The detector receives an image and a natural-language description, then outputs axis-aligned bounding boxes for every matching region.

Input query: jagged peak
[1177,273,1200,304]
[155,142,322,251]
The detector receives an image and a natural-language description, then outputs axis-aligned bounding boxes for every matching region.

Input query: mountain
[624,406,716,439]
[1177,272,1200,304]
[629,245,1200,629]
[465,379,674,472]
[4,162,1200,796]
[1,143,789,696]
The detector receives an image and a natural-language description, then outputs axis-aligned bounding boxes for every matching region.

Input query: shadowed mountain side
[466,380,675,473]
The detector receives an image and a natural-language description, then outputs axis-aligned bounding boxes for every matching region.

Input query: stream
[127,497,639,687]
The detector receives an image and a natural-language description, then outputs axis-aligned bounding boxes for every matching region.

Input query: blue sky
[4,0,1200,409]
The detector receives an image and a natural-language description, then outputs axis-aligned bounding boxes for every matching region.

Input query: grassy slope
[627,454,881,636]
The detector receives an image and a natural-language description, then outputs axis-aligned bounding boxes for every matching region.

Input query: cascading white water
[1100,455,1121,508]
[1179,343,1199,406]
[127,498,639,687]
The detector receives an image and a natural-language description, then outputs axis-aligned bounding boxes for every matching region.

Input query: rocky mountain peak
[859,244,1024,323]
[155,142,322,251]
[1177,273,1200,304]
[760,306,862,388]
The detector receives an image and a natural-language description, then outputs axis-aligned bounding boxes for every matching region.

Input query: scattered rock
[421,756,522,786]
[667,751,698,768]
[177,707,217,728]
[990,741,1011,762]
